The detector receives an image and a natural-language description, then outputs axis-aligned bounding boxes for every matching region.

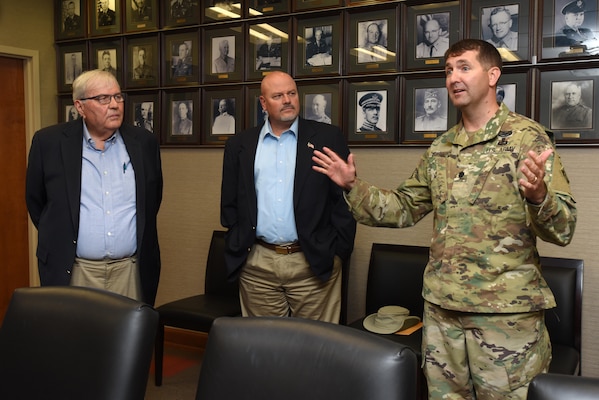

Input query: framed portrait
[496,68,531,116]
[246,85,268,128]
[249,0,290,16]
[293,0,342,12]
[347,79,398,145]
[203,26,244,83]
[125,0,158,32]
[347,6,398,74]
[203,1,242,22]
[297,80,342,127]
[295,15,342,78]
[56,0,86,40]
[125,36,159,89]
[405,1,460,71]
[470,1,532,63]
[247,20,290,81]
[202,88,243,145]
[59,95,81,123]
[163,90,201,146]
[90,39,122,83]
[163,31,199,86]
[126,92,160,137]
[402,75,458,145]
[58,42,88,93]
[540,0,599,60]
[346,0,389,5]
[90,0,121,37]
[162,0,201,27]
[538,67,599,145]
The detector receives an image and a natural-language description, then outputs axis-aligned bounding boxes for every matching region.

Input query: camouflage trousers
[422,301,551,400]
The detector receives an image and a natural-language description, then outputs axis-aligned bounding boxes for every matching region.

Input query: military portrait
[62,1,82,33]
[356,19,388,64]
[356,91,387,132]
[551,80,594,129]
[414,88,448,132]
[553,0,599,54]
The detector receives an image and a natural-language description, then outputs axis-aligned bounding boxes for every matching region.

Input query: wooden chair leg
[154,323,165,386]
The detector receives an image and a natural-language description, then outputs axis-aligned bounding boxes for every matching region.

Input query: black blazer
[25,119,163,305]
[220,118,356,281]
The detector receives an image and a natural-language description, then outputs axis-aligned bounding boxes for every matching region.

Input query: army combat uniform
[346,103,577,399]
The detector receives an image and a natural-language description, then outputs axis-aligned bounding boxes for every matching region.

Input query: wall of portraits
[55,0,599,146]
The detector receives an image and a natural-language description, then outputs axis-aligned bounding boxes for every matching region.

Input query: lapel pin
[307,142,314,149]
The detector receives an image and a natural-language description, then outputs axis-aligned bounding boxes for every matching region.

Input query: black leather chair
[196,316,418,400]
[527,373,599,400]
[0,286,158,400]
[154,230,240,386]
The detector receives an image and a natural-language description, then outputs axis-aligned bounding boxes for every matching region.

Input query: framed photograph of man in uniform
[163,31,199,86]
[163,90,200,146]
[55,0,86,40]
[347,79,398,145]
[293,0,342,12]
[162,0,200,28]
[347,7,398,74]
[470,0,533,63]
[540,0,599,60]
[250,0,289,16]
[405,1,459,71]
[402,74,458,145]
[202,87,242,145]
[90,39,122,83]
[90,0,121,37]
[203,0,242,22]
[295,15,341,78]
[125,0,158,33]
[297,80,341,127]
[247,21,290,81]
[203,26,244,83]
[538,67,599,144]
[126,92,160,137]
[58,43,87,93]
[125,36,159,89]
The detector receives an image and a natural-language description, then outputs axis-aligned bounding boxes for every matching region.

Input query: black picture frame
[56,0,86,40]
[90,39,123,84]
[249,0,290,16]
[163,90,201,146]
[402,74,457,145]
[162,0,201,28]
[470,1,532,63]
[496,68,531,117]
[59,95,81,123]
[125,35,159,89]
[247,20,290,81]
[125,0,158,33]
[203,25,244,83]
[405,1,460,71]
[126,91,160,137]
[58,42,88,93]
[292,0,342,12]
[347,6,398,75]
[202,87,243,145]
[538,66,599,145]
[246,85,268,129]
[540,0,599,61]
[90,0,121,37]
[163,30,200,86]
[347,79,398,145]
[295,14,342,78]
[203,1,243,22]
[297,80,342,127]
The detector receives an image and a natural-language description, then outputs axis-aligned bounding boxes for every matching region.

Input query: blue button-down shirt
[76,124,137,260]
[254,118,299,244]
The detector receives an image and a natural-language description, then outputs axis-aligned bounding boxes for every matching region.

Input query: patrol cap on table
[562,0,586,14]
[359,92,383,109]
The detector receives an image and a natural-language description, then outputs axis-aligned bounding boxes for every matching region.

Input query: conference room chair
[196,316,418,400]
[0,286,158,400]
[527,373,599,400]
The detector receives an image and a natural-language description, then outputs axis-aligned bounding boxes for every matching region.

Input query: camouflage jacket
[347,103,577,313]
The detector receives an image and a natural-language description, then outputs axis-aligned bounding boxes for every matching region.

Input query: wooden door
[0,56,29,321]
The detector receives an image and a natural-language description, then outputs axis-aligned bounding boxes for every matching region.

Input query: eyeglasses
[79,93,125,105]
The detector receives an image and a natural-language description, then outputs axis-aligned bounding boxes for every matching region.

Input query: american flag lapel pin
[307,142,314,149]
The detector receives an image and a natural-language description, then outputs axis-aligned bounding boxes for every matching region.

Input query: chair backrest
[196,317,418,400]
[205,230,238,297]
[540,256,583,356]
[366,243,429,318]
[527,373,599,400]
[0,286,158,400]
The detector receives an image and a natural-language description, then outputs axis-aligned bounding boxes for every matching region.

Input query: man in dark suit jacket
[221,71,356,323]
[26,70,163,305]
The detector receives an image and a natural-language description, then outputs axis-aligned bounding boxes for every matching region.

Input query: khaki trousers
[71,256,142,301]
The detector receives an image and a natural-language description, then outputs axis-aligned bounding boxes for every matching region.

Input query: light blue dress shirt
[254,118,299,244]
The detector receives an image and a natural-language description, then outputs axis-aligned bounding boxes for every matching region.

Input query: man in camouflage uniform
[313,39,577,399]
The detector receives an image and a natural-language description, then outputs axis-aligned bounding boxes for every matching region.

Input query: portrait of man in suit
[305,26,332,66]
[64,52,82,84]
[415,13,450,59]
[482,6,519,51]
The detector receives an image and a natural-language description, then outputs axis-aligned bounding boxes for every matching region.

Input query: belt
[256,239,302,255]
